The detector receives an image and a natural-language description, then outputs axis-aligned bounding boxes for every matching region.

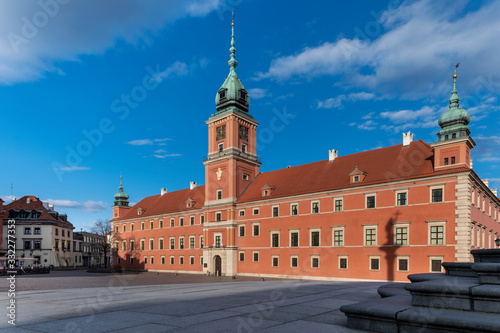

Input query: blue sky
[1,0,499,231]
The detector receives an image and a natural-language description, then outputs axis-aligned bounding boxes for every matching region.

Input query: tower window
[451,157,455,164]
[218,143,224,152]
[240,91,246,100]
[219,90,226,99]
[243,173,249,181]
[242,143,247,153]
[444,158,449,165]
[445,135,449,140]
[217,189,222,200]
[452,133,456,138]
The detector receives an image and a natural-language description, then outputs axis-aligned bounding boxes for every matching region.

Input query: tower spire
[449,62,460,109]
[228,12,237,73]
[114,174,129,207]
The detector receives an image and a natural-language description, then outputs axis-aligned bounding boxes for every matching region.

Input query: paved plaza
[0,271,384,332]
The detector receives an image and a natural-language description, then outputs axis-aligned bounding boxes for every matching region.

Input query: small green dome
[437,74,471,142]
[114,176,129,207]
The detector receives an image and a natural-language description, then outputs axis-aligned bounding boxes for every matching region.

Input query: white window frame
[216,189,222,200]
[311,201,320,214]
[311,255,320,269]
[309,228,321,247]
[190,256,195,265]
[149,238,154,250]
[272,205,279,217]
[253,207,260,215]
[215,211,222,222]
[189,236,195,249]
[252,222,260,236]
[252,251,259,262]
[161,256,165,265]
[290,202,299,216]
[239,251,245,262]
[338,255,348,270]
[363,224,378,246]
[395,189,408,206]
[393,222,410,246]
[397,256,410,272]
[290,255,299,268]
[332,226,345,247]
[170,256,175,265]
[272,255,279,267]
[239,209,245,217]
[270,230,280,248]
[289,229,299,247]
[365,193,377,209]
[429,256,444,272]
[430,185,445,203]
[369,255,381,271]
[426,220,446,245]
[334,197,343,212]
[214,232,222,248]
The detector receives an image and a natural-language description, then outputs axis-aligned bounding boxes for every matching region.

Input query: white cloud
[45,198,107,213]
[126,138,171,146]
[0,1,221,84]
[126,139,153,146]
[152,61,189,82]
[259,0,500,100]
[247,88,268,99]
[357,120,378,131]
[154,153,182,159]
[54,166,90,171]
[317,92,377,109]
[474,136,500,163]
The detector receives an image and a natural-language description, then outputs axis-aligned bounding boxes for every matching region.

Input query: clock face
[216,125,226,140]
[239,126,248,141]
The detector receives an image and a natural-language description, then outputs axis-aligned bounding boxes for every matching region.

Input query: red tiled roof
[116,185,206,221]
[238,140,470,203]
[3,195,74,228]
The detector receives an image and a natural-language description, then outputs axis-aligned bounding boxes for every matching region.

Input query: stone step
[473,262,500,284]
[472,249,500,263]
[405,275,500,313]
[341,295,500,333]
[442,262,476,277]
[377,282,409,298]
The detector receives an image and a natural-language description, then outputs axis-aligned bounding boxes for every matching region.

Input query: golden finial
[232,11,234,26]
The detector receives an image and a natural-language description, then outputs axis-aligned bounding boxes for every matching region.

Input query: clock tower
[203,17,261,276]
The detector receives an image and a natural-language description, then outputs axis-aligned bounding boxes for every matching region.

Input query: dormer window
[219,90,226,99]
[261,183,275,197]
[349,166,367,184]
[240,90,247,100]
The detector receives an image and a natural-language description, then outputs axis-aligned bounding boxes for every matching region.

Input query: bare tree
[90,219,113,268]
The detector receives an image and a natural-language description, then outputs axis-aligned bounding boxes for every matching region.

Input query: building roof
[113,140,472,220]
[238,140,470,203]
[3,195,74,228]
[114,185,206,221]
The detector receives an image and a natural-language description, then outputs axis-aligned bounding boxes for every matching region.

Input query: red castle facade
[110,25,500,282]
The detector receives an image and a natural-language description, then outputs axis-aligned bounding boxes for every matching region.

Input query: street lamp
[495,237,500,247]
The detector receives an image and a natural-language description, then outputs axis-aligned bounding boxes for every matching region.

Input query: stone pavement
[0,272,385,332]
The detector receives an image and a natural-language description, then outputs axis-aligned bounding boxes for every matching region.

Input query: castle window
[370,256,380,271]
[272,206,279,217]
[239,252,245,261]
[291,256,298,268]
[217,189,222,200]
[170,218,174,227]
[253,208,260,215]
[310,230,320,247]
[271,232,279,247]
[190,216,195,225]
[290,231,299,247]
[272,256,279,267]
[451,157,455,164]
[218,143,224,152]
[215,235,221,248]
[219,90,226,99]
[366,195,376,209]
[335,199,343,212]
[397,192,407,206]
[239,210,245,217]
[312,201,319,214]
[253,251,259,262]
[311,256,319,268]
[339,256,348,269]
[243,173,249,181]
[452,133,456,138]
[397,257,409,272]
[364,226,377,246]
[239,225,245,237]
[240,91,247,100]
[216,212,222,222]
[354,176,359,182]
[253,223,260,236]
[242,143,247,153]
[431,188,443,203]
[333,227,344,247]
[445,134,449,140]
[444,158,449,165]
[291,204,298,216]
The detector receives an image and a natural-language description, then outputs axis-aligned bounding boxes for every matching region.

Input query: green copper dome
[214,19,250,114]
[114,176,129,207]
[437,74,471,142]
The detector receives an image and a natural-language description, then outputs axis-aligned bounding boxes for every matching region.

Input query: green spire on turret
[213,13,251,118]
[437,64,471,142]
[114,174,129,207]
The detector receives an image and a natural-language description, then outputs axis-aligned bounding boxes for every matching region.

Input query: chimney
[328,149,338,162]
[470,158,473,169]
[482,178,489,188]
[161,188,168,196]
[492,188,498,197]
[190,181,197,190]
[403,131,413,146]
